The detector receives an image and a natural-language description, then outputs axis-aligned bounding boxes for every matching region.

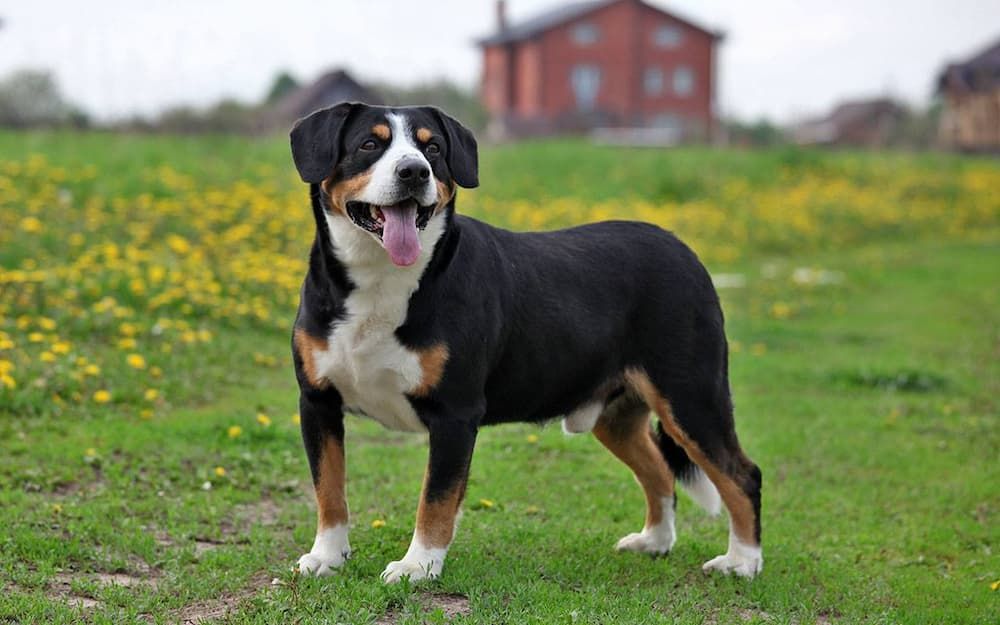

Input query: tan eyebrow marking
[372,124,391,140]
[416,127,433,143]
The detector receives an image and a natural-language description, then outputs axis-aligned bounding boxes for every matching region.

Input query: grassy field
[0,132,997,624]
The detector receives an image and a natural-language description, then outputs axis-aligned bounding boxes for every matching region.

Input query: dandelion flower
[93,389,112,403]
[28,332,44,343]
[227,425,243,439]
[256,413,272,427]
[371,519,386,529]
[291,413,301,425]
[144,388,159,401]
[149,366,163,378]
[214,466,226,477]
[126,353,147,369]
[526,434,539,443]
[478,498,495,509]
[0,374,15,389]
[118,337,137,350]
[83,364,101,376]
[40,351,56,363]
[38,317,57,330]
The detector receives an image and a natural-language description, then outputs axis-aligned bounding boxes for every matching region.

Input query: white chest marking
[310,211,447,433]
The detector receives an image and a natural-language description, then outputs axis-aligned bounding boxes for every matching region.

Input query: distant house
[476,0,723,140]
[265,69,382,130]
[792,98,905,148]
[936,37,1000,152]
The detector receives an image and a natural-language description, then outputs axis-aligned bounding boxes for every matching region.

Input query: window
[644,67,664,95]
[654,25,682,47]
[572,23,599,45]
[570,65,601,111]
[673,66,694,96]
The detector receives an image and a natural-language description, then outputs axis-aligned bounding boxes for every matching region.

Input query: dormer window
[654,25,682,47]
[572,23,599,45]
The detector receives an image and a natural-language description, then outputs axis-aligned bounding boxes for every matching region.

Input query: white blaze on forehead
[356,112,437,208]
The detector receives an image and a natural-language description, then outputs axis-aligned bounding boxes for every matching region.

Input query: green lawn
[0,133,997,624]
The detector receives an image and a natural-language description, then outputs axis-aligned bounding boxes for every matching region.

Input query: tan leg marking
[293,328,329,389]
[411,343,449,397]
[321,170,373,215]
[416,127,433,143]
[593,406,674,528]
[315,436,348,530]
[625,368,758,545]
[415,473,466,549]
[372,123,391,140]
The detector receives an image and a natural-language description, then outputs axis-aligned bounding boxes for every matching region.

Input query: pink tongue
[381,201,421,266]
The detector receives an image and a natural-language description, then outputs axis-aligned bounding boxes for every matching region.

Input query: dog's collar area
[344,200,435,238]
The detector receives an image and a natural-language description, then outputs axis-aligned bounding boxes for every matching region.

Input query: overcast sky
[1,0,997,122]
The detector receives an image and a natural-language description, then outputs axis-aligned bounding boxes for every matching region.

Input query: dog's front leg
[382,418,477,583]
[296,392,351,576]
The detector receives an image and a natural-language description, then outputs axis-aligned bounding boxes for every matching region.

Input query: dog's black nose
[395,157,430,184]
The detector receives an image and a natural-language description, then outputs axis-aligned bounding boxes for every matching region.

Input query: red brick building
[477,0,723,140]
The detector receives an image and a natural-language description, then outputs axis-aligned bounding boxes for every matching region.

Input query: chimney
[496,0,508,32]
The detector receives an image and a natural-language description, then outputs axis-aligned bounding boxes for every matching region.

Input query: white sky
[1,0,997,123]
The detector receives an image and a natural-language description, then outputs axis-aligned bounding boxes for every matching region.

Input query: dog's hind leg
[592,391,677,555]
[626,368,763,578]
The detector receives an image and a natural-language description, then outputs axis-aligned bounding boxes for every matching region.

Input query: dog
[288,103,762,583]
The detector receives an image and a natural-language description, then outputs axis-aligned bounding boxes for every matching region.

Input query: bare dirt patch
[376,592,471,624]
[172,571,272,624]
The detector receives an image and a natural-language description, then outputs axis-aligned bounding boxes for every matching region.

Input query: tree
[265,71,300,104]
[0,70,72,128]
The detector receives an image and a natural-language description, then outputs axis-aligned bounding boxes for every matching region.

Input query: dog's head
[290,103,478,267]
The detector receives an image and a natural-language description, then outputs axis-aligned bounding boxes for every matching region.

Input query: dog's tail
[654,422,722,515]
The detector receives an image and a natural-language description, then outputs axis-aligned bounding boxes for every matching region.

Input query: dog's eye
[425,143,440,155]
[360,139,378,151]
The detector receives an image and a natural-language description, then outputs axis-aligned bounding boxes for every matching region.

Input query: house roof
[476,0,721,46]
[273,69,382,121]
[937,37,1000,94]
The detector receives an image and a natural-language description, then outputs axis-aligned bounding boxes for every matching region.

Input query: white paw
[615,528,675,555]
[297,550,347,576]
[702,548,762,578]
[381,557,442,584]
[296,525,350,577]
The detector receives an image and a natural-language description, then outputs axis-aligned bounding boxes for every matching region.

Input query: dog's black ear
[290,102,357,183]
[429,107,479,189]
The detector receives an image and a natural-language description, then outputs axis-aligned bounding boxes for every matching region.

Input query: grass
[0,132,997,624]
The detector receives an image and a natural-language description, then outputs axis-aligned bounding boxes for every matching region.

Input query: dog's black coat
[289,103,761,575]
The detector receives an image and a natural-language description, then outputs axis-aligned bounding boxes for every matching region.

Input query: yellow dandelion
[144,388,159,401]
[227,425,243,439]
[51,503,63,514]
[20,216,43,233]
[28,332,44,343]
[119,322,138,337]
[0,359,13,374]
[126,353,147,369]
[149,366,163,378]
[0,374,15,389]
[214,466,226,477]
[83,364,101,376]
[770,302,792,319]
[371,519,386,529]
[991,579,1000,591]
[117,337,137,350]
[526,434,539,443]
[478,498,495,509]
[256,413,272,427]
[291,413,301,425]
[51,341,71,354]
[93,389,112,403]
[40,351,56,363]
[38,317,57,330]
[84,447,98,458]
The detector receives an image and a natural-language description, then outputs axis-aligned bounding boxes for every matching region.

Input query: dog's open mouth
[345,199,435,267]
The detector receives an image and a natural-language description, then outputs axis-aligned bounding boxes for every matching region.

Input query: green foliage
[265,71,300,104]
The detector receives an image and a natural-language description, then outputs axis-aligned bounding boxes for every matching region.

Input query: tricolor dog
[289,103,763,583]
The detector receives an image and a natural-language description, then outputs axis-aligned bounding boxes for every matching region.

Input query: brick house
[477,0,723,140]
